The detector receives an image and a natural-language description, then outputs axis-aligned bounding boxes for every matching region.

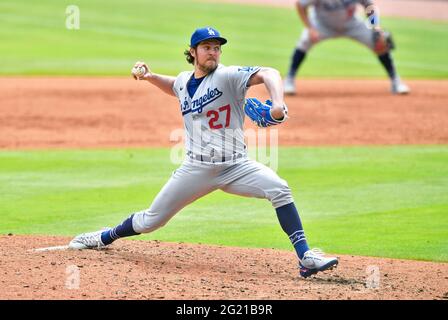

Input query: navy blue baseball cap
[190,27,227,48]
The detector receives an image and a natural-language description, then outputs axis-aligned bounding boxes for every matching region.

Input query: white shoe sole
[393,90,410,95]
[300,258,339,278]
[68,241,89,250]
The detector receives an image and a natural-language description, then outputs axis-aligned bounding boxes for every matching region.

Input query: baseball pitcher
[284,0,410,95]
[69,27,338,278]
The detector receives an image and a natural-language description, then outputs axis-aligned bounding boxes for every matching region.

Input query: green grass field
[0,0,447,78]
[1,147,447,262]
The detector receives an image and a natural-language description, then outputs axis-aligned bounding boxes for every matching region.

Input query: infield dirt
[1,78,447,149]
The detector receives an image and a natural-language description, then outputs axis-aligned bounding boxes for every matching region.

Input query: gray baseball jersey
[131,64,293,234]
[172,64,259,161]
[296,0,377,51]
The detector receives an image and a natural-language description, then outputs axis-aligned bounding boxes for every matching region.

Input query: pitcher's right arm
[132,61,177,97]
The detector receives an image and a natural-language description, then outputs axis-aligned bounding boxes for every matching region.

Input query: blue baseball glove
[244,98,288,128]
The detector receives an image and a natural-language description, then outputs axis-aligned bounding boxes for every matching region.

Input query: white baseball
[133,65,146,78]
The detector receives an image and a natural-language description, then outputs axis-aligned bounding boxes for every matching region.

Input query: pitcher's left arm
[248,67,287,121]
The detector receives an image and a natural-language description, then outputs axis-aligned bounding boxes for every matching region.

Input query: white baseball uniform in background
[296,0,376,51]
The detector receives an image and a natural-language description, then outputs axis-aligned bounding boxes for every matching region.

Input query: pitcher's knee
[132,209,170,234]
[269,180,294,209]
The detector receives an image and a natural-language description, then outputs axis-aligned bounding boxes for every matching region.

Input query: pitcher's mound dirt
[1,235,446,300]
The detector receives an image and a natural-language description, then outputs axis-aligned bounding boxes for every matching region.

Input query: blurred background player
[284,0,410,95]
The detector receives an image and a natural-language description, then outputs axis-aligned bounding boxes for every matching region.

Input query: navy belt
[186,151,243,163]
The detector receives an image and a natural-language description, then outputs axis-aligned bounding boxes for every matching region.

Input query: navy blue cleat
[299,249,339,278]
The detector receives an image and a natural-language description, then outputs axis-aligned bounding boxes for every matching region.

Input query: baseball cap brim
[191,36,227,48]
